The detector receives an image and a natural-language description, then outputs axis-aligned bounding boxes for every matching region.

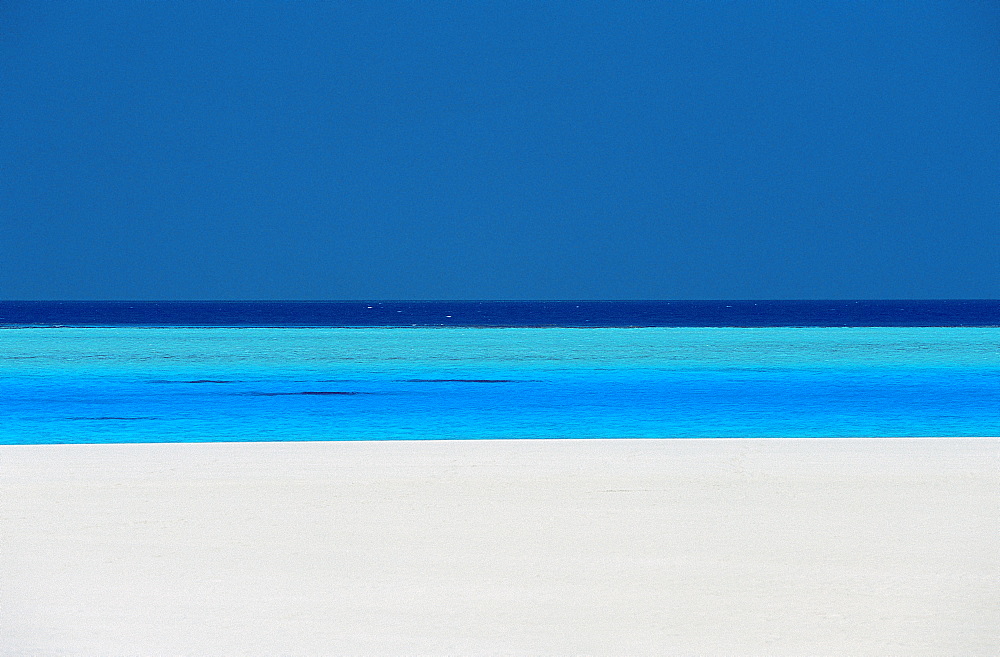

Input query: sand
[1,438,997,656]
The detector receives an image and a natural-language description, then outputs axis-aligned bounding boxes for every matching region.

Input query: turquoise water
[2,327,998,442]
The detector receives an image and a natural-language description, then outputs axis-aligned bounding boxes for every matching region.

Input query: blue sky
[2,1,998,299]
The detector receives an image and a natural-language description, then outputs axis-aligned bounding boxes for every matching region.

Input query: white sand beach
[1,438,997,656]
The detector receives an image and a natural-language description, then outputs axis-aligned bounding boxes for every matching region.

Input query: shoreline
[2,438,998,655]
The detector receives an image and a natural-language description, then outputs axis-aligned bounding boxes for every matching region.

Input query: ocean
[1,301,998,443]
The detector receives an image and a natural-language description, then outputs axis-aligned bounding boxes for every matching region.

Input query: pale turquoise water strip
[2,327,999,442]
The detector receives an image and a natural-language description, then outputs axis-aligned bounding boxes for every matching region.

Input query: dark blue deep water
[2,300,999,327]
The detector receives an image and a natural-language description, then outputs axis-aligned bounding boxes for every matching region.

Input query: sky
[2,1,998,300]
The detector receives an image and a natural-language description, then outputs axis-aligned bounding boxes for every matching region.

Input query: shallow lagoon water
[2,327,998,443]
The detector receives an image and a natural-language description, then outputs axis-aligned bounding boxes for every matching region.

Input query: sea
[1,301,998,443]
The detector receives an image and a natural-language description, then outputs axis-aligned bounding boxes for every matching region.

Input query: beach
[1,438,997,656]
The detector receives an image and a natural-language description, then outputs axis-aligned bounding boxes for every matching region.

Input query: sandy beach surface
[1,438,997,656]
